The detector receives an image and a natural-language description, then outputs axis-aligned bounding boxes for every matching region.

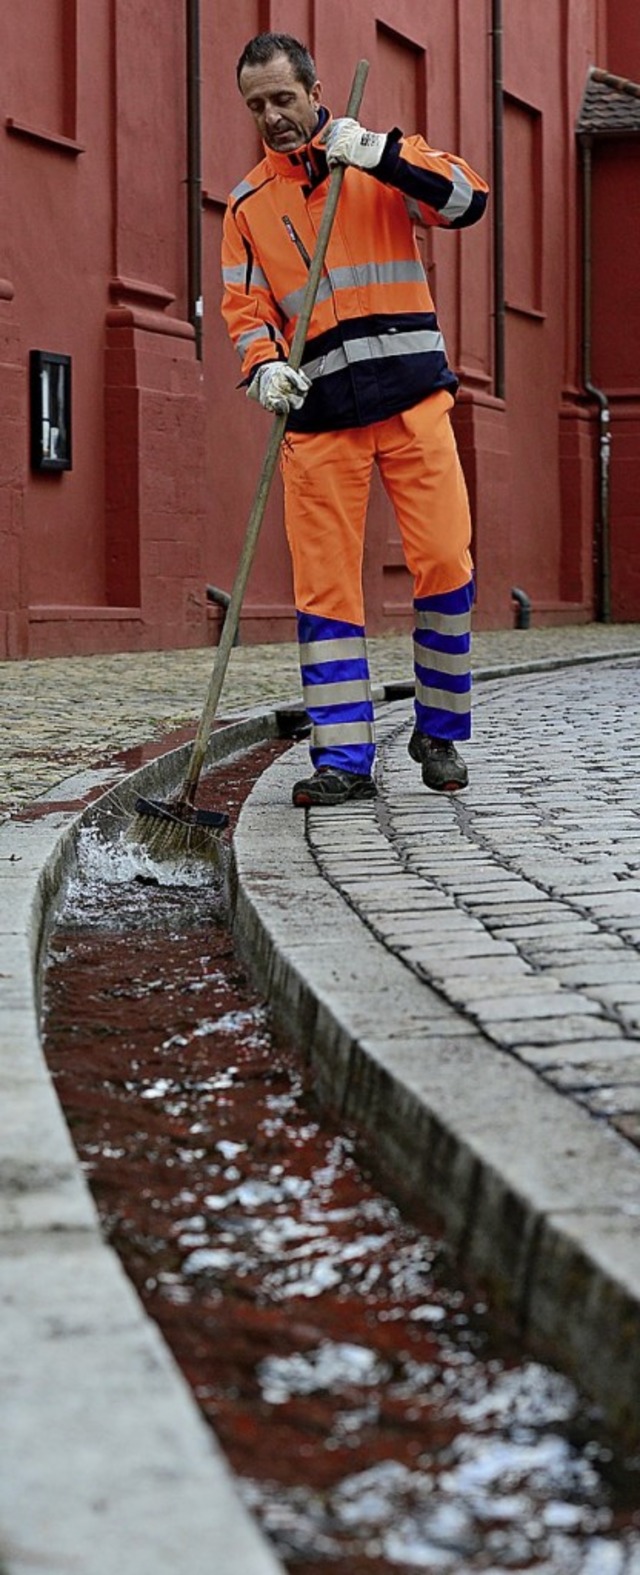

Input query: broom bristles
[127,802,227,867]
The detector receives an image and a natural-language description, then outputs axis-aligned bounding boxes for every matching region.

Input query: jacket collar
[264,105,331,185]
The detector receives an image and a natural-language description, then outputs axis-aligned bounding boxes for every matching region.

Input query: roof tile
[577,66,640,136]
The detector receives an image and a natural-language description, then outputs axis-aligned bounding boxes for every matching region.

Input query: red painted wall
[0,1,209,657]
[1,0,639,658]
[1,3,115,652]
[591,142,640,618]
[607,4,640,80]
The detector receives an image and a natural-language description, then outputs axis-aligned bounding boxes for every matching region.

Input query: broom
[130,58,370,862]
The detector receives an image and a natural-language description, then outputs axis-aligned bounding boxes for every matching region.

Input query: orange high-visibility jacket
[221,110,488,433]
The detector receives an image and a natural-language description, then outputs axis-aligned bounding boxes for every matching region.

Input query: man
[221,32,488,807]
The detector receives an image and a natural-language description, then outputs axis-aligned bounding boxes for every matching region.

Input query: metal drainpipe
[491,0,506,400]
[206,585,240,645]
[580,135,611,622]
[186,0,203,360]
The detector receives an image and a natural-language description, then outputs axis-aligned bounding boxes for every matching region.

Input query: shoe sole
[292,783,377,808]
[408,736,468,792]
[422,776,468,793]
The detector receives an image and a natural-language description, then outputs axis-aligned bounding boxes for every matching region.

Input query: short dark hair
[236,33,317,91]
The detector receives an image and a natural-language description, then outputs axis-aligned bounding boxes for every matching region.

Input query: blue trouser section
[297,611,376,776]
[413,580,473,741]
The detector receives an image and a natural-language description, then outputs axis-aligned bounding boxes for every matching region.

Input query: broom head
[128,795,229,865]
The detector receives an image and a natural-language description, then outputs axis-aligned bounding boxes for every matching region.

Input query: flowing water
[42,744,640,1573]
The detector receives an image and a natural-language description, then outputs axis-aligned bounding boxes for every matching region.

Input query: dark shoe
[408,728,469,792]
[292,767,377,807]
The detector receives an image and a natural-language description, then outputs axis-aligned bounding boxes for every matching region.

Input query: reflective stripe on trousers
[414,581,473,741]
[298,612,376,776]
[281,392,474,770]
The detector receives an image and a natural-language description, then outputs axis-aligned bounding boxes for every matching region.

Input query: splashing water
[60,825,227,943]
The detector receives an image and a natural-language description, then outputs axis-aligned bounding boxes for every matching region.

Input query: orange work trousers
[279,390,473,622]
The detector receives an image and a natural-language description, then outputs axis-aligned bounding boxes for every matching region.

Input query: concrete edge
[377,644,640,703]
[0,712,289,1575]
[230,731,640,1449]
[474,645,640,682]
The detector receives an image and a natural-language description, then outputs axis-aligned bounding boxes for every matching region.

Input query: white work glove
[324,118,387,171]
[247,362,311,415]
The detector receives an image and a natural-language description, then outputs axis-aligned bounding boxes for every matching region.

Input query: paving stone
[515,1038,637,1068]
[583,983,640,1004]
[397,936,510,962]
[480,903,574,922]
[500,926,602,947]
[547,1057,640,1091]
[550,961,640,986]
[462,885,549,905]
[520,940,626,965]
[469,990,602,1022]
[491,1016,624,1048]
[576,1086,640,1117]
[392,913,488,937]
[447,977,556,1009]
[428,956,532,982]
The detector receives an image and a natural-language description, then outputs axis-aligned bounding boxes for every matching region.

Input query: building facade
[1,0,639,659]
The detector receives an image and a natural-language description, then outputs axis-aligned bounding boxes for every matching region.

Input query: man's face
[239,53,322,153]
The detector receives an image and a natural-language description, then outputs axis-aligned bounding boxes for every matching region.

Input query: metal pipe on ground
[207,586,239,648]
[511,587,532,629]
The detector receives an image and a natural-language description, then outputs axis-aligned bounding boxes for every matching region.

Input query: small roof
[577,65,640,138]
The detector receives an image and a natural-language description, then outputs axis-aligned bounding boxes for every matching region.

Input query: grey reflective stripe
[278,259,426,320]
[415,679,471,715]
[237,325,285,357]
[299,636,368,665]
[303,678,372,708]
[224,262,270,291]
[237,326,266,350]
[231,179,255,202]
[414,609,471,637]
[313,720,376,746]
[303,328,445,381]
[403,197,425,224]
[330,260,426,291]
[440,163,474,222]
[279,276,334,320]
[413,642,470,677]
[251,264,270,290]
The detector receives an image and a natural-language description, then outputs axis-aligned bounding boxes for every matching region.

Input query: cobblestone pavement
[3,622,640,815]
[240,650,640,1163]
[360,661,640,1142]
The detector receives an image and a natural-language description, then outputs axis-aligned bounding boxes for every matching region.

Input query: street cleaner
[221,31,489,807]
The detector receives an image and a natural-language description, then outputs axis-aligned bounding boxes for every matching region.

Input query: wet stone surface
[42,745,640,1573]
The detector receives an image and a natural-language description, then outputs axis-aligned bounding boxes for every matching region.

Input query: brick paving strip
[1,624,640,1575]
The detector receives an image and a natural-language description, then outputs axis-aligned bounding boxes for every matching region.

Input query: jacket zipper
[282,215,312,270]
